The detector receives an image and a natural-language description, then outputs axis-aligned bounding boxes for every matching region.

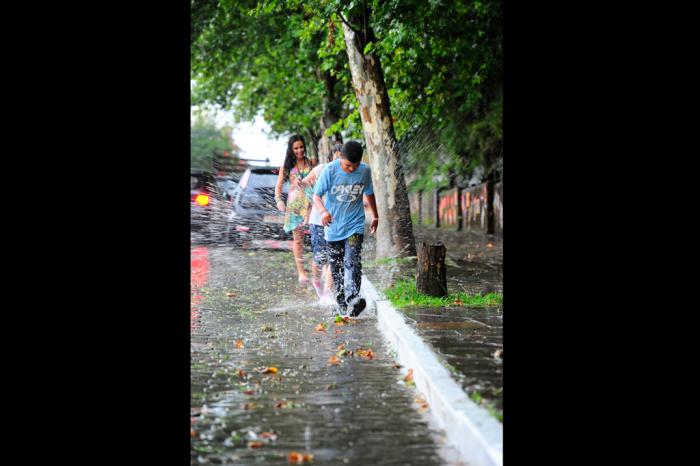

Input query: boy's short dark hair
[341,140,363,163]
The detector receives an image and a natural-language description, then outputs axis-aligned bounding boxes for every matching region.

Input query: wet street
[191,244,462,465]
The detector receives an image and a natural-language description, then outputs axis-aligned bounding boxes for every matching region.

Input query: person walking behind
[275,134,313,286]
[312,141,379,317]
[302,143,343,303]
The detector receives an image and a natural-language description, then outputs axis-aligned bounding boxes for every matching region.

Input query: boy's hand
[321,210,333,226]
[276,200,285,212]
[370,218,378,234]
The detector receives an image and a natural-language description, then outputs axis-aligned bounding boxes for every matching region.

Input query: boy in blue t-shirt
[312,141,379,317]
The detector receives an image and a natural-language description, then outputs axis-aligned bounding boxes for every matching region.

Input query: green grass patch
[470,391,503,423]
[385,279,502,308]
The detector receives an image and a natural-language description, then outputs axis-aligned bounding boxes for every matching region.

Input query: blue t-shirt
[313,159,374,242]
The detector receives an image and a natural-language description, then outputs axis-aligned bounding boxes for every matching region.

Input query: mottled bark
[341,22,416,258]
[416,242,447,297]
[315,70,343,164]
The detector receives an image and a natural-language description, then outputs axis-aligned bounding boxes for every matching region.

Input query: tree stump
[416,242,447,297]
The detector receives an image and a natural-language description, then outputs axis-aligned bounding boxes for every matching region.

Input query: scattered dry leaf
[357,349,375,360]
[260,367,278,374]
[288,451,314,464]
[248,441,264,449]
[262,325,274,332]
[404,368,414,383]
[259,431,278,441]
[243,389,256,395]
[337,343,346,351]
[241,402,257,410]
[414,394,429,413]
[334,329,344,334]
[315,323,327,333]
[238,369,247,378]
[227,292,238,298]
[190,429,197,438]
[454,298,464,305]
[493,349,503,359]
[328,355,342,365]
[235,339,244,349]
[275,400,300,409]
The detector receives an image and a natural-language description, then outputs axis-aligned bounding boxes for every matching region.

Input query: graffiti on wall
[438,189,459,229]
[493,182,503,234]
[462,185,488,231]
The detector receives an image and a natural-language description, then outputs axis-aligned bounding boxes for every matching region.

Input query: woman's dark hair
[282,134,309,180]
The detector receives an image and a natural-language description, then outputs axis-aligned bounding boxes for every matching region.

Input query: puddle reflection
[191,246,210,331]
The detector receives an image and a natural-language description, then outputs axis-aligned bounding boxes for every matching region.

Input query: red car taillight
[193,194,210,206]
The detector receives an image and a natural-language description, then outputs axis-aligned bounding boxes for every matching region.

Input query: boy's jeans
[327,233,363,311]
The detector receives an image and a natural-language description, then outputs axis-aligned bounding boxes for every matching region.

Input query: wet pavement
[191,243,463,465]
[363,226,503,414]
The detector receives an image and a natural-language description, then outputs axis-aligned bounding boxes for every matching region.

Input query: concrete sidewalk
[191,245,464,466]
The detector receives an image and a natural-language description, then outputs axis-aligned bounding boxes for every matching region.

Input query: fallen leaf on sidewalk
[454,298,464,305]
[262,325,274,332]
[334,329,344,334]
[315,323,327,333]
[248,441,264,449]
[235,339,244,349]
[334,315,350,326]
[190,429,197,438]
[241,402,257,410]
[288,451,314,463]
[414,395,430,413]
[404,368,416,387]
[328,355,342,365]
[259,431,278,441]
[237,369,247,378]
[259,367,278,374]
[275,400,301,409]
[357,349,375,360]
[227,292,238,298]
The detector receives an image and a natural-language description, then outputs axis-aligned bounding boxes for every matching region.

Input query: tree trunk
[341,21,416,258]
[416,242,447,297]
[316,70,343,164]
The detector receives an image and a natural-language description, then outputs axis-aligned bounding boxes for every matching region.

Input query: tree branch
[336,8,362,36]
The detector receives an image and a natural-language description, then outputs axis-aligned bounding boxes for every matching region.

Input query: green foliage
[191,0,354,149]
[385,279,502,308]
[192,0,502,184]
[190,108,240,170]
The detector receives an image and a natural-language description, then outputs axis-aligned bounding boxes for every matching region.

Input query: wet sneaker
[349,298,366,317]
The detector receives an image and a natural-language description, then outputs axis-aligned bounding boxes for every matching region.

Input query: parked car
[215,176,237,199]
[191,168,232,243]
[228,167,310,245]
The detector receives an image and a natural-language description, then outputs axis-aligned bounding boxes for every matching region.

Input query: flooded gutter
[363,277,503,466]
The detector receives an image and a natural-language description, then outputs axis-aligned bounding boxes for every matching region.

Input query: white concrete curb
[362,277,503,466]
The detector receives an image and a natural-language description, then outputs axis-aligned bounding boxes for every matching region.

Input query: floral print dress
[283,164,313,233]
